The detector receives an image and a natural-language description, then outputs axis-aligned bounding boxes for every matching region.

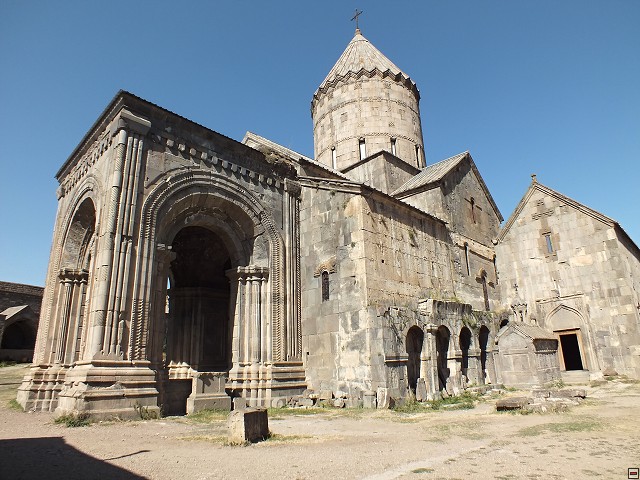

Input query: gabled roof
[497,179,639,253]
[313,29,418,104]
[392,151,503,221]
[497,322,557,341]
[392,152,468,195]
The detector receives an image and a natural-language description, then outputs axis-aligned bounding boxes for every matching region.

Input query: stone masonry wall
[313,76,424,172]
[299,181,370,394]
[496,187,640,377]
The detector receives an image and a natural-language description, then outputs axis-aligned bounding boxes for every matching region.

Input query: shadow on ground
[0,437,147,479]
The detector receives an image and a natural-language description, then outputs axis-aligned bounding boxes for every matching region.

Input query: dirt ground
[1,364,638,480]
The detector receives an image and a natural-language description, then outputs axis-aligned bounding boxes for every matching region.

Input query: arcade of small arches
[388,302,496,401]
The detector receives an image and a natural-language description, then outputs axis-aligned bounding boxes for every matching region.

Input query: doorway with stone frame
[556,329,586,371]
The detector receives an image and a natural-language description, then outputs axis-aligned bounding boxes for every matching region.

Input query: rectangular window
[415,145,422,168]
[390,138,397,156]
[321,271,330,301]
[331,147,337,170]
[544,233,554,253]
[359,139,366,160]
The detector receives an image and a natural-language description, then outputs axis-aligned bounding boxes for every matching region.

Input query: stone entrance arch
[545,305,593,373]
[18,98,304,417]
[406,326,424,394]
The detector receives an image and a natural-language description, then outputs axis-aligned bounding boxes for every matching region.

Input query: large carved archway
[128,169,301,407]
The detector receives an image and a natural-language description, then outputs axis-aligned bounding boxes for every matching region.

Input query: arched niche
[459,326,472,379]
[405,326,424,394]
[51,197,96,365]
[435,325,451,391]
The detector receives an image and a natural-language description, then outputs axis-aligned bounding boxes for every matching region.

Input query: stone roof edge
[391,152,468,196]
[496,180,629,244]
[298,176,449,228]
[312,68,419,110]
[57,90,253,180]
[242,131,353,181]
[496,322,557,341]
[0,281,44,295]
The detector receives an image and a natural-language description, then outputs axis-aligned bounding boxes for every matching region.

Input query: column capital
[226,265,269,281]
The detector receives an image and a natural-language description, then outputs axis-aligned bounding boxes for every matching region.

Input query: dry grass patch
[516,418,602,437]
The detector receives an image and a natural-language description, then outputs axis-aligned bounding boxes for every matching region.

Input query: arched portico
[127,169,302,409]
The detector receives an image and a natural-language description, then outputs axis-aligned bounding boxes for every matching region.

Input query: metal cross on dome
[351,9,363,30]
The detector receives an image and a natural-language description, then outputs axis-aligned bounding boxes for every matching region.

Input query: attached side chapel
[17,28,640,417]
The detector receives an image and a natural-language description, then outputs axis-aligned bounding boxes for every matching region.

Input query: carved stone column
[54,269,89,365]
[226,266,269,403]
[422,323,439,398]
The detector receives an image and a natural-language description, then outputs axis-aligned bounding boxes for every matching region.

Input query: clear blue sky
[1,1,638,286]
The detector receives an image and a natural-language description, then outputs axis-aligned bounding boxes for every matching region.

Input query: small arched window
[321,271,330,301]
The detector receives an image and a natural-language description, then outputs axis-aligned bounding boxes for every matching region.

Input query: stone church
[18,28,640,417]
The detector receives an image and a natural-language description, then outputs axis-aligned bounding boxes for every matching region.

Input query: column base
[186,371,231,414]
[36,360,161,420]
[228,361,306,407]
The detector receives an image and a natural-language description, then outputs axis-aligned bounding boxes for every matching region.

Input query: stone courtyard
[1,363,638,479]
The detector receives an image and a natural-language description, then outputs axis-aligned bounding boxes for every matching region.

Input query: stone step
[561,370,591,385]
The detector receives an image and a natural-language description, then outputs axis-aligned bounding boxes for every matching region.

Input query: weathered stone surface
[333,398,345,408]
[555,388,587,399]
[319,390,333,401]
[233,397,248,410]
[375,388,388,409]
[298,398,314,407]
[603,367,618,377]
[496,397,531,410]
[362,390,376,409]
[227,408,269,444]
[415,379,428,402]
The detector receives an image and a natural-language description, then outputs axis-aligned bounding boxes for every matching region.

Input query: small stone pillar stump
[227,407,269,444]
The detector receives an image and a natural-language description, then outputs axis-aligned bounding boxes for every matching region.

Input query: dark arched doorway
[406,326,424,394]
[1,321,36,350]
[435,326,450,391]
[164,226,232,414]
[459,327,471,382]
[479,325,490,384]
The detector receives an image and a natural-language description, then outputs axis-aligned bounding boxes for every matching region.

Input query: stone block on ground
[363,390,376,409]
[319,390,333,401]
[376,388,388,409]
[556,388,587,399]
[415,378,428,402]
[298,397,315,407]
[496,396,531,411]
[233,397,248,410]
[531,389,551,398]
[227,407,269,444]
[603,367,618,377]
[333,398,345,408]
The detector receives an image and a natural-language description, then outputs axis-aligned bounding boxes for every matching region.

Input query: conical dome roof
[313,29,418,103]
